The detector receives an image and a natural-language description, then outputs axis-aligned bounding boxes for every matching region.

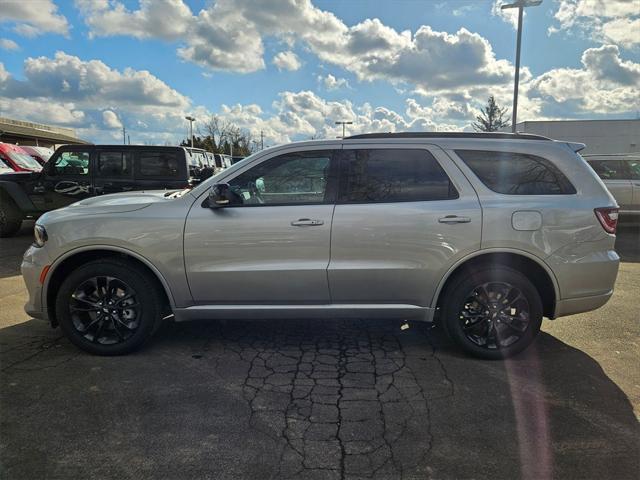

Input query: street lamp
[185,115,196,148]
[501,0,542,133]
[335,121,353,139]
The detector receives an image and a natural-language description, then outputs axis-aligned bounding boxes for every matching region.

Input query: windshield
[0,158,13,173]
[8,150,42,171]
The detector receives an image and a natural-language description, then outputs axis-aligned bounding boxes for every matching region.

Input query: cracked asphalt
[1,223,639,479]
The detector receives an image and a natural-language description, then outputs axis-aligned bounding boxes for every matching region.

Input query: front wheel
[441,266,543,359]
[0,196,23,237]
[56,259,162,355]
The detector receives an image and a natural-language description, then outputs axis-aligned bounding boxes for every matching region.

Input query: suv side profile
[0,145,200,237]
[21,133,620,359]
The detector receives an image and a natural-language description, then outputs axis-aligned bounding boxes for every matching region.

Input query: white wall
[516,120,640,154]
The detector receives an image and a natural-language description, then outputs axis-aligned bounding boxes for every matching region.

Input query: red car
[18,145,54,166]
[0,143,42,172]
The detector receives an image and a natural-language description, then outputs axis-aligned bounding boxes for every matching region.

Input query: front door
[184,148,338,304]
[35,149,94,211]
[328,145,482,307]
[93,150,136,195]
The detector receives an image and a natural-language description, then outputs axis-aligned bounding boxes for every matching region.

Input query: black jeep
[0,144,199,237]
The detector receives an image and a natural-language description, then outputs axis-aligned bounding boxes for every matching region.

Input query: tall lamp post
[185,115,196,148]
[501,0,542,133]
[335,121,353,139]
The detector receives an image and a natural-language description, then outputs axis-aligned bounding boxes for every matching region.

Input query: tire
[55,258,162,355]
[441,265,543,360]
[0,195,23,238]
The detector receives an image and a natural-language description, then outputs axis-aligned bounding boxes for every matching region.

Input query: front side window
[625,160,640,180]
[98,151,132,177]
[587,159,629,180]
[53,151,90,175]
[228,151,334,205]
[138,152,180,177]
[339,149,457,203]
[457,150,576,195]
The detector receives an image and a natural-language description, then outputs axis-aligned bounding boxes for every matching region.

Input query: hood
[64,190,182,215]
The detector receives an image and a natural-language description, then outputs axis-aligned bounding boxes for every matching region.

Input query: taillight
[594,207,618,234]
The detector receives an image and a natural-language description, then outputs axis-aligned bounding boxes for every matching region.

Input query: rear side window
[138,151,180,177]
[98,151,132,177]
[457,150,576,195]
[339,149,458,203]
[587,160,629,180]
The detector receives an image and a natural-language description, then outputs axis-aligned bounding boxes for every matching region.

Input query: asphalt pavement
[1,223,638,479]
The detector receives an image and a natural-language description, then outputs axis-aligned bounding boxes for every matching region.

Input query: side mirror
[209,183,232,208]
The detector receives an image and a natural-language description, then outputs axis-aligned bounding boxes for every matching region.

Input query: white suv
[21,133,620,359]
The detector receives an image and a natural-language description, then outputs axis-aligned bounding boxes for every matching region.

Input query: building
[514,119,639,155]
[0,117,89,148]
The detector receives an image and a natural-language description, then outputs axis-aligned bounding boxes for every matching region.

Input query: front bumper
[21,244,51,322]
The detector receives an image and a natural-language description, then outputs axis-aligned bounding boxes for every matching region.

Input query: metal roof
[0,119,90,145]
[345,132,552,141]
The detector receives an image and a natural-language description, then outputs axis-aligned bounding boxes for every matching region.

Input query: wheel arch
[432,249,560,319]
[44,245,175,327]
[0,181,36,213]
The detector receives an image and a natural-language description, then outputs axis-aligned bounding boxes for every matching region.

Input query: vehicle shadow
[1,317,638,480]
[616,226,640,263]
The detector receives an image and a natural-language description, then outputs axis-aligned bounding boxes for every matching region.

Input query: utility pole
[335,121,353,139]
[122,125,126,145]
[127,134,130,145]
[185,115,195,148]
[260,130,264,150]
[501,0,542,133]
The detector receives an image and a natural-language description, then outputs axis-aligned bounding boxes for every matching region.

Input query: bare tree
[473,96,510,132]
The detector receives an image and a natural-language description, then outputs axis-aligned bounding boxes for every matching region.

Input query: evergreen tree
[473,96,510,132]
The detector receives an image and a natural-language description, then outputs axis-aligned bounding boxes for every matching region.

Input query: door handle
[33,185,45,193]
[291,218,324,226]
[438,215,471,224]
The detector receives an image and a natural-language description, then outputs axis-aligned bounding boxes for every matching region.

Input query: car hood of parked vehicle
[60,190,188,215]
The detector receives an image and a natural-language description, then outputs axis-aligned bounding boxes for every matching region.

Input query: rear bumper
[553,290,613,318]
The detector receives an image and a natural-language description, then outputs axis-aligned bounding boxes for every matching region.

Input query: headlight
[34,224,48,247]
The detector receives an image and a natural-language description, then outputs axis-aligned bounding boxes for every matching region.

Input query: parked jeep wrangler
[0,144,197,237]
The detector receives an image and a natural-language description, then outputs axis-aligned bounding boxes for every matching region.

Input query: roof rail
[344,132,552,141]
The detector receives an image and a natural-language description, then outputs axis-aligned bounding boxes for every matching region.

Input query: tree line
[180,115,258,157]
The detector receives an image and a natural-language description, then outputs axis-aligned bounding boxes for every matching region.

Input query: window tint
[339,149,457,203]
[138,151,180,177]
[98,151,132,177]
[228,151,333,205]
[53,151,90,176]
[587,160,629,180]
[457,150,576,195]
[625,160,640,180]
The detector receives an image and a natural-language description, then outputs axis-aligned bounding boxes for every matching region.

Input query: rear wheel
[0,196,23,237]
[55,259,162,355]
[442,266,543,359]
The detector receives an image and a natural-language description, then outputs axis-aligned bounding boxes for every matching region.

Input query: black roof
[57,144,184,150]
[345,132,552,141]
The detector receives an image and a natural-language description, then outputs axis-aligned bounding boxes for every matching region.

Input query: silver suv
[584,154,640,221]
[21,133,620,359]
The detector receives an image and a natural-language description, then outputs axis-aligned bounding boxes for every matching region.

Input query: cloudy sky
[0,0,638,145]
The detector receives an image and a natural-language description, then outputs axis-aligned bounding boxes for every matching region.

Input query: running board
[172,304,434,323]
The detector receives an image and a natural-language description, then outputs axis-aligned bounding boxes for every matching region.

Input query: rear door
[93,149,135,194]
[328,144,481,307]
[588,159,633,211]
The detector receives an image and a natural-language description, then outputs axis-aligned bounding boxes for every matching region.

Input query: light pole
[501,0,542,133]
[335,121,353,139]
[185,115,195,148]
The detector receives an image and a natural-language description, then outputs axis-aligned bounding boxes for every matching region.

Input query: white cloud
[272,51,302,71]
[549,0,640,47]
[102,110,123,129]
[528,45,640,114]
[491,0,520,29]
[319,74,349,91]
[0,38,19,51]
[0,0,69,37]
[75,0,514,94]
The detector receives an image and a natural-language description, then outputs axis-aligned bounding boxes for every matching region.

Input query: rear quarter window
[137,151,182,178]
[456,150,576,195]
